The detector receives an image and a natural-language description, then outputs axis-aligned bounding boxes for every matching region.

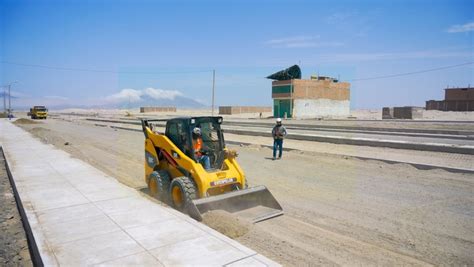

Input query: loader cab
[165,117,225,170]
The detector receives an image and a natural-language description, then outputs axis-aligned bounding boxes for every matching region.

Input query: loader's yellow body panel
[144,126,246,197]
[142,117,283,223]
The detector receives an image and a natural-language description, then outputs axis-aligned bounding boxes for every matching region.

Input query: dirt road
[14,118,474,266]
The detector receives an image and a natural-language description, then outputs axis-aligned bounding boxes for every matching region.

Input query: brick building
[140,106,176,113]
[426,87,474,111]
[271,77,351,118]
[218,106,272,115]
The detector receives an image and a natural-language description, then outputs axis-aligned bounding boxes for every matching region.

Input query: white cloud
[106,88,143,103]
[143,87,182,100]
[447,22,474,33]
[105,87,184,103]
[265,35,343,48]
[194,98,207,105]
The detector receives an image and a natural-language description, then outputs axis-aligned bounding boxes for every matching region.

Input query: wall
[271,81,292,99]
[140,107,176,113]
[271,79,351,118]
[426,100,445,111]
[382,107,394,119]
[293,99,350,118]
[219,106,272,115]
[392,107,424,119]
[444,101,474,111]
[271,79,350,100]
[426,100,474,111]
[445,88,474,101]
[292,79,350,100]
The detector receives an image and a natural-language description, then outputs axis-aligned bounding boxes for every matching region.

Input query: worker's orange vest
[193,138,203,156]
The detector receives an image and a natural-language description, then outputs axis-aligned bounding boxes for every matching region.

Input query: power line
[350,61,474,82]
[0,61,213,75]
[2,60,473,81]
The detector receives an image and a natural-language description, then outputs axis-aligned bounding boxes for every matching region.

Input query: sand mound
[28,127,67,145]
[201,210,252,239]
[13,118,38,125]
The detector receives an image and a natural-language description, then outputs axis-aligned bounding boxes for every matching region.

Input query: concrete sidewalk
[0,119,278,266]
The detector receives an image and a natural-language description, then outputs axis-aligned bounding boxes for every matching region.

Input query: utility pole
[8,84,11,116]
[3,86,6,114]
[4,81,18,117]
[212,69,215,116]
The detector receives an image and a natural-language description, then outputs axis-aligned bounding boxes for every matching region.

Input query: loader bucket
[187,185,283,223]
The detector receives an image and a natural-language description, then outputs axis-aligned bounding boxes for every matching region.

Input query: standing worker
[272,118,287,160]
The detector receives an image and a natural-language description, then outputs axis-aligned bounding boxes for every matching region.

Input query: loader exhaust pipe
[188,185,283,223]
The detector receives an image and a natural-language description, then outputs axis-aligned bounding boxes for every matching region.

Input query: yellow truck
[28,106,48,119]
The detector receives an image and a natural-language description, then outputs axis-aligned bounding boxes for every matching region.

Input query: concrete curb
[1,147,44,267]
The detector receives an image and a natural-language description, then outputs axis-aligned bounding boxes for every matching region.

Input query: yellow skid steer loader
[142,117,283,223]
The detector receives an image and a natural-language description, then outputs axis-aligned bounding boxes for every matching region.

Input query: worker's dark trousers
[273,139,283,158]
[199,155,211,170]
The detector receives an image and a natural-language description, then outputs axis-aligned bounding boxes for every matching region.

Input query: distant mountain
[106,95,206,109]
[9,88,207,110]
[13,98,206,110]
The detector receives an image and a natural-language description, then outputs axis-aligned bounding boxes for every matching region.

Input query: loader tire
[157,170,171,203]
[148,171,171,202]
[148,171,160,198]
[170,176,197,211]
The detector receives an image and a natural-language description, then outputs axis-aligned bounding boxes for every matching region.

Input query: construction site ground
[70,115,474,172]
[0,148,33,267]
[9,115,474,266]
[1,119,278,266]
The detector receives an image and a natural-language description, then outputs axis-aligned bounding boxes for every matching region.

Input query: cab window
[166,121,191,157]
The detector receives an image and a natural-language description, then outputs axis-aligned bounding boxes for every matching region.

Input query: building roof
[444,87,473,90]
[266,65,302,80]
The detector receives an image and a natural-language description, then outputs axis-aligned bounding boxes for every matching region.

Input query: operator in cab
[192,127,211,170]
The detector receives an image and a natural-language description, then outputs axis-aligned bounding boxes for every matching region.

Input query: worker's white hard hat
[276,118,282,123]
[193,127,201,135]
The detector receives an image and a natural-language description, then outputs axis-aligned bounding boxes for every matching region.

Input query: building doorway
[273,99,292,118]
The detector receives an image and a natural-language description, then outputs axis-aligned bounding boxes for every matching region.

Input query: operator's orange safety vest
[193,137,203,157]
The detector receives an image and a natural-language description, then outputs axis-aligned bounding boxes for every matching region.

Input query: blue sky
[0,0,473,109]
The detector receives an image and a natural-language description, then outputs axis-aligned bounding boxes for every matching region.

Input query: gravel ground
[0,148,33,267]
[13,118,474,266]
